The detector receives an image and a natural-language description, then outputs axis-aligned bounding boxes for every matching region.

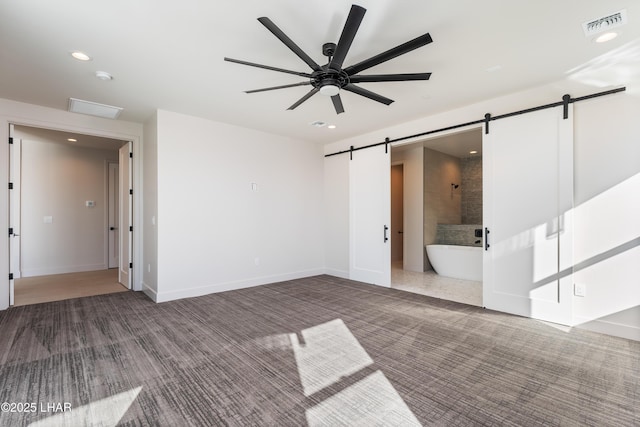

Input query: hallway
[14,270,128,306]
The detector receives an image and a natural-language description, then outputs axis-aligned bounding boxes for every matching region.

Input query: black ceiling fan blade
[331,94,345,114]
[328,5,366,71]
[257,17,322,72]
[287,87,320,110]
[344,33,433,76]
[224,58,312,78]
[349,73,431,83]
[343,84,394,105]
[245,81,311,94]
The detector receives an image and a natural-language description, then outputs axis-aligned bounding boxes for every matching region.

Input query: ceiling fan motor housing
[312,68,350,92]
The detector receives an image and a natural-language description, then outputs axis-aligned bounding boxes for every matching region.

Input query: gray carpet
[0,275,638,426]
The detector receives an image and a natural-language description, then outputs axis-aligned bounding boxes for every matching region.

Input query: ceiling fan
[224,4,433,114]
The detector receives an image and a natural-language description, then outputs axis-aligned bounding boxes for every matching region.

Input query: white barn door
[483,106,573,325]
[349,145,391,287]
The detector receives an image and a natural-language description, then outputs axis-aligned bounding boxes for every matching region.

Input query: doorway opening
[9,125,132,306]
[390,128,483,307]
[391,163,404,267]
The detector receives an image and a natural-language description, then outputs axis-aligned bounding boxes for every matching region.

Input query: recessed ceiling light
[469,150,478,154]
[67,138,77,142]
[328,125,336,129]
[71,51,91,61]
[595,32,618,43]
[95,71,113,81]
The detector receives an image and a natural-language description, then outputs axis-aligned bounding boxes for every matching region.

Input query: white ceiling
[1,0,638,145]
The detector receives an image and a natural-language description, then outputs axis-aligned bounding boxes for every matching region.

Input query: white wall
[15,132,118,276]
[324,81,639,341]
[324,154,350,278]
[0,98,144,309]
[142,112,158,299]
[572,94,640,340]
[152,110,324,302]
[391,146,424,272]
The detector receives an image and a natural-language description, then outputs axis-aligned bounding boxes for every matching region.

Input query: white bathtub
[426,244,482,282]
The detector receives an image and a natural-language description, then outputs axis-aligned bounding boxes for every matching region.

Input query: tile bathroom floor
[391,261,483,307]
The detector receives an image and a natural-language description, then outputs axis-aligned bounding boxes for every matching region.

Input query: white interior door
[118,142,132,289]
[483,106,573,325]
[108,162,119,268]
[349,145,391,287]
[8,125,22,305]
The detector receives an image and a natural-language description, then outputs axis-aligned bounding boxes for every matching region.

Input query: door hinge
[8,227,13,236]
[484,227,490,251]
[129,189,133,195]
[8,182,13,190]
[9,273,13,280]
[8,137,13,144]
[129,152,133,158]
[129,226,133,232]
[129,262,133,269]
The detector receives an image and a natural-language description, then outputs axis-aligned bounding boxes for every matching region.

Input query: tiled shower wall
[436,224,483,247]
[461,156,482,224]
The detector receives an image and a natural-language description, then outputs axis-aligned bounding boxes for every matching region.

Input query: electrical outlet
[574,283,587,297]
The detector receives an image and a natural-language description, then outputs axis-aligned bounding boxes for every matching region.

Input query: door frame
[107,161,120,269]
[118,142,132,289]
[1,116,142,310]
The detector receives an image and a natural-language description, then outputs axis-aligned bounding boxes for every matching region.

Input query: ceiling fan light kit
[224,4,433,114]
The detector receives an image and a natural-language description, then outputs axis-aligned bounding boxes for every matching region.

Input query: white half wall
[153,110,324,302]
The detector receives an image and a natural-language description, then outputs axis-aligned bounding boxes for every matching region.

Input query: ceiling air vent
[582,9,627,37]
[68,98,123,119]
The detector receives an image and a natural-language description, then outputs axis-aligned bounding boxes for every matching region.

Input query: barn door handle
[484,227,490,251]
[384,225,389,243]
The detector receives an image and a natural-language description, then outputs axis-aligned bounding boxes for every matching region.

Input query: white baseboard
[154,268,325,303]
[574,315,640,342]
[21,264,108,277]
[142,282,158,302]
[323,268,349,279]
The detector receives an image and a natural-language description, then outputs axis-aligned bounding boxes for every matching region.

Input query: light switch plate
[574,283,586,297]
